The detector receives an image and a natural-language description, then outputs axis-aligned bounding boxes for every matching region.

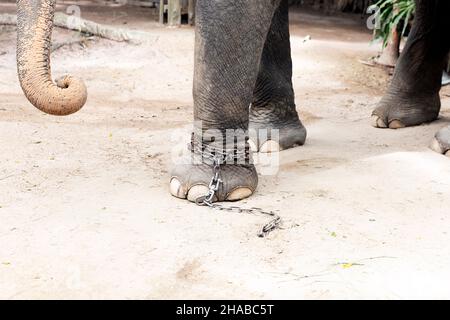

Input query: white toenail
[187,185,210,202]
[259,140,280,153]
[372,115,387,128]
[170,178,186,199]
[370,115,379,128]
[248,139,258,152]
[389,120,405,129]
[227,188,253,201]
[430,138,445,154]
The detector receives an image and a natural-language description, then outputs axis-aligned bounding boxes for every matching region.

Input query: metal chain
[195,156,283,238]
[190,133,250,165]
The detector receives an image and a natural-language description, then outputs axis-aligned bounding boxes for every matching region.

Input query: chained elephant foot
[249,108,307,153]
[430,126,450,157]
[371,93,441,129]
[170,164,258,203]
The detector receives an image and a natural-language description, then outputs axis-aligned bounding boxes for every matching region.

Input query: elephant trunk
[16,0,87,116]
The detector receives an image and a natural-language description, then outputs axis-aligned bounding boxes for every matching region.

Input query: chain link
[195,156,283,238]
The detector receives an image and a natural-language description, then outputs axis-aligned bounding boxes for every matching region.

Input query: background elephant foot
[170,163,258,203]
[430,126,450,157]
[249,107,307,153]
[371,93,441,129]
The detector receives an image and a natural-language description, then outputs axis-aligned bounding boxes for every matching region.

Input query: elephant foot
[430,126,450,157]
[170,163,258,203]
[249,107,307,153]
[371,93,441,129]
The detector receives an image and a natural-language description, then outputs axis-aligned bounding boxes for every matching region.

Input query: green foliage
[373,0,416,47]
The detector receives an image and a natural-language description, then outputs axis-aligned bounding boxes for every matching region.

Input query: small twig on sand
[269,270,333,283]
[51,37,94,52]
[334,256,397,267]
[0,174,15,181]
[358,56,395,74]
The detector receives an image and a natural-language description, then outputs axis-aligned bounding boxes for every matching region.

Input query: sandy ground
[1,1,450,299]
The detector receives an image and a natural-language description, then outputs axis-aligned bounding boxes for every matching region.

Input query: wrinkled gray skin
[170,0,450,203]
[13,0,450,202]
[170,0,306,202]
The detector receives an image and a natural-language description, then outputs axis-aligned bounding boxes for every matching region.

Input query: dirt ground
[1,1,450,299]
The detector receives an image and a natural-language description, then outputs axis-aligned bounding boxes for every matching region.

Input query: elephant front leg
[372,0,450,129]
[170,0,280,202]
[249,0,307,152]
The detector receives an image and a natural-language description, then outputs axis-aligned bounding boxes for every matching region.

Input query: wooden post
[167,0,181,27]
[159,0,165,24]
[188,0,196,25]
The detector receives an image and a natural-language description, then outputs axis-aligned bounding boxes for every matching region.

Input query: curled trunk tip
[17,0,87,116]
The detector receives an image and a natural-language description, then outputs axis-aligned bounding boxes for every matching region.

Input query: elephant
[15,0,450,204]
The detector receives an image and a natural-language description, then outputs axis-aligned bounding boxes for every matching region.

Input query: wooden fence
[159,0,196,26]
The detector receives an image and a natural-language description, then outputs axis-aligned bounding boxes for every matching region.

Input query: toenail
[371,115,387,128]
[259,140,280,153]
[226,188,253,201]
[248,139,258,152]
[389,120,405,129]
[430,138,445,154]
[187,185,210,202]
[170,178,186,199]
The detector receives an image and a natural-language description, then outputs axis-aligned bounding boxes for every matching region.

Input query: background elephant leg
[249,0,307,153]
[372,0,450,129]
[170,0,280,202]
[431,125,450,157]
